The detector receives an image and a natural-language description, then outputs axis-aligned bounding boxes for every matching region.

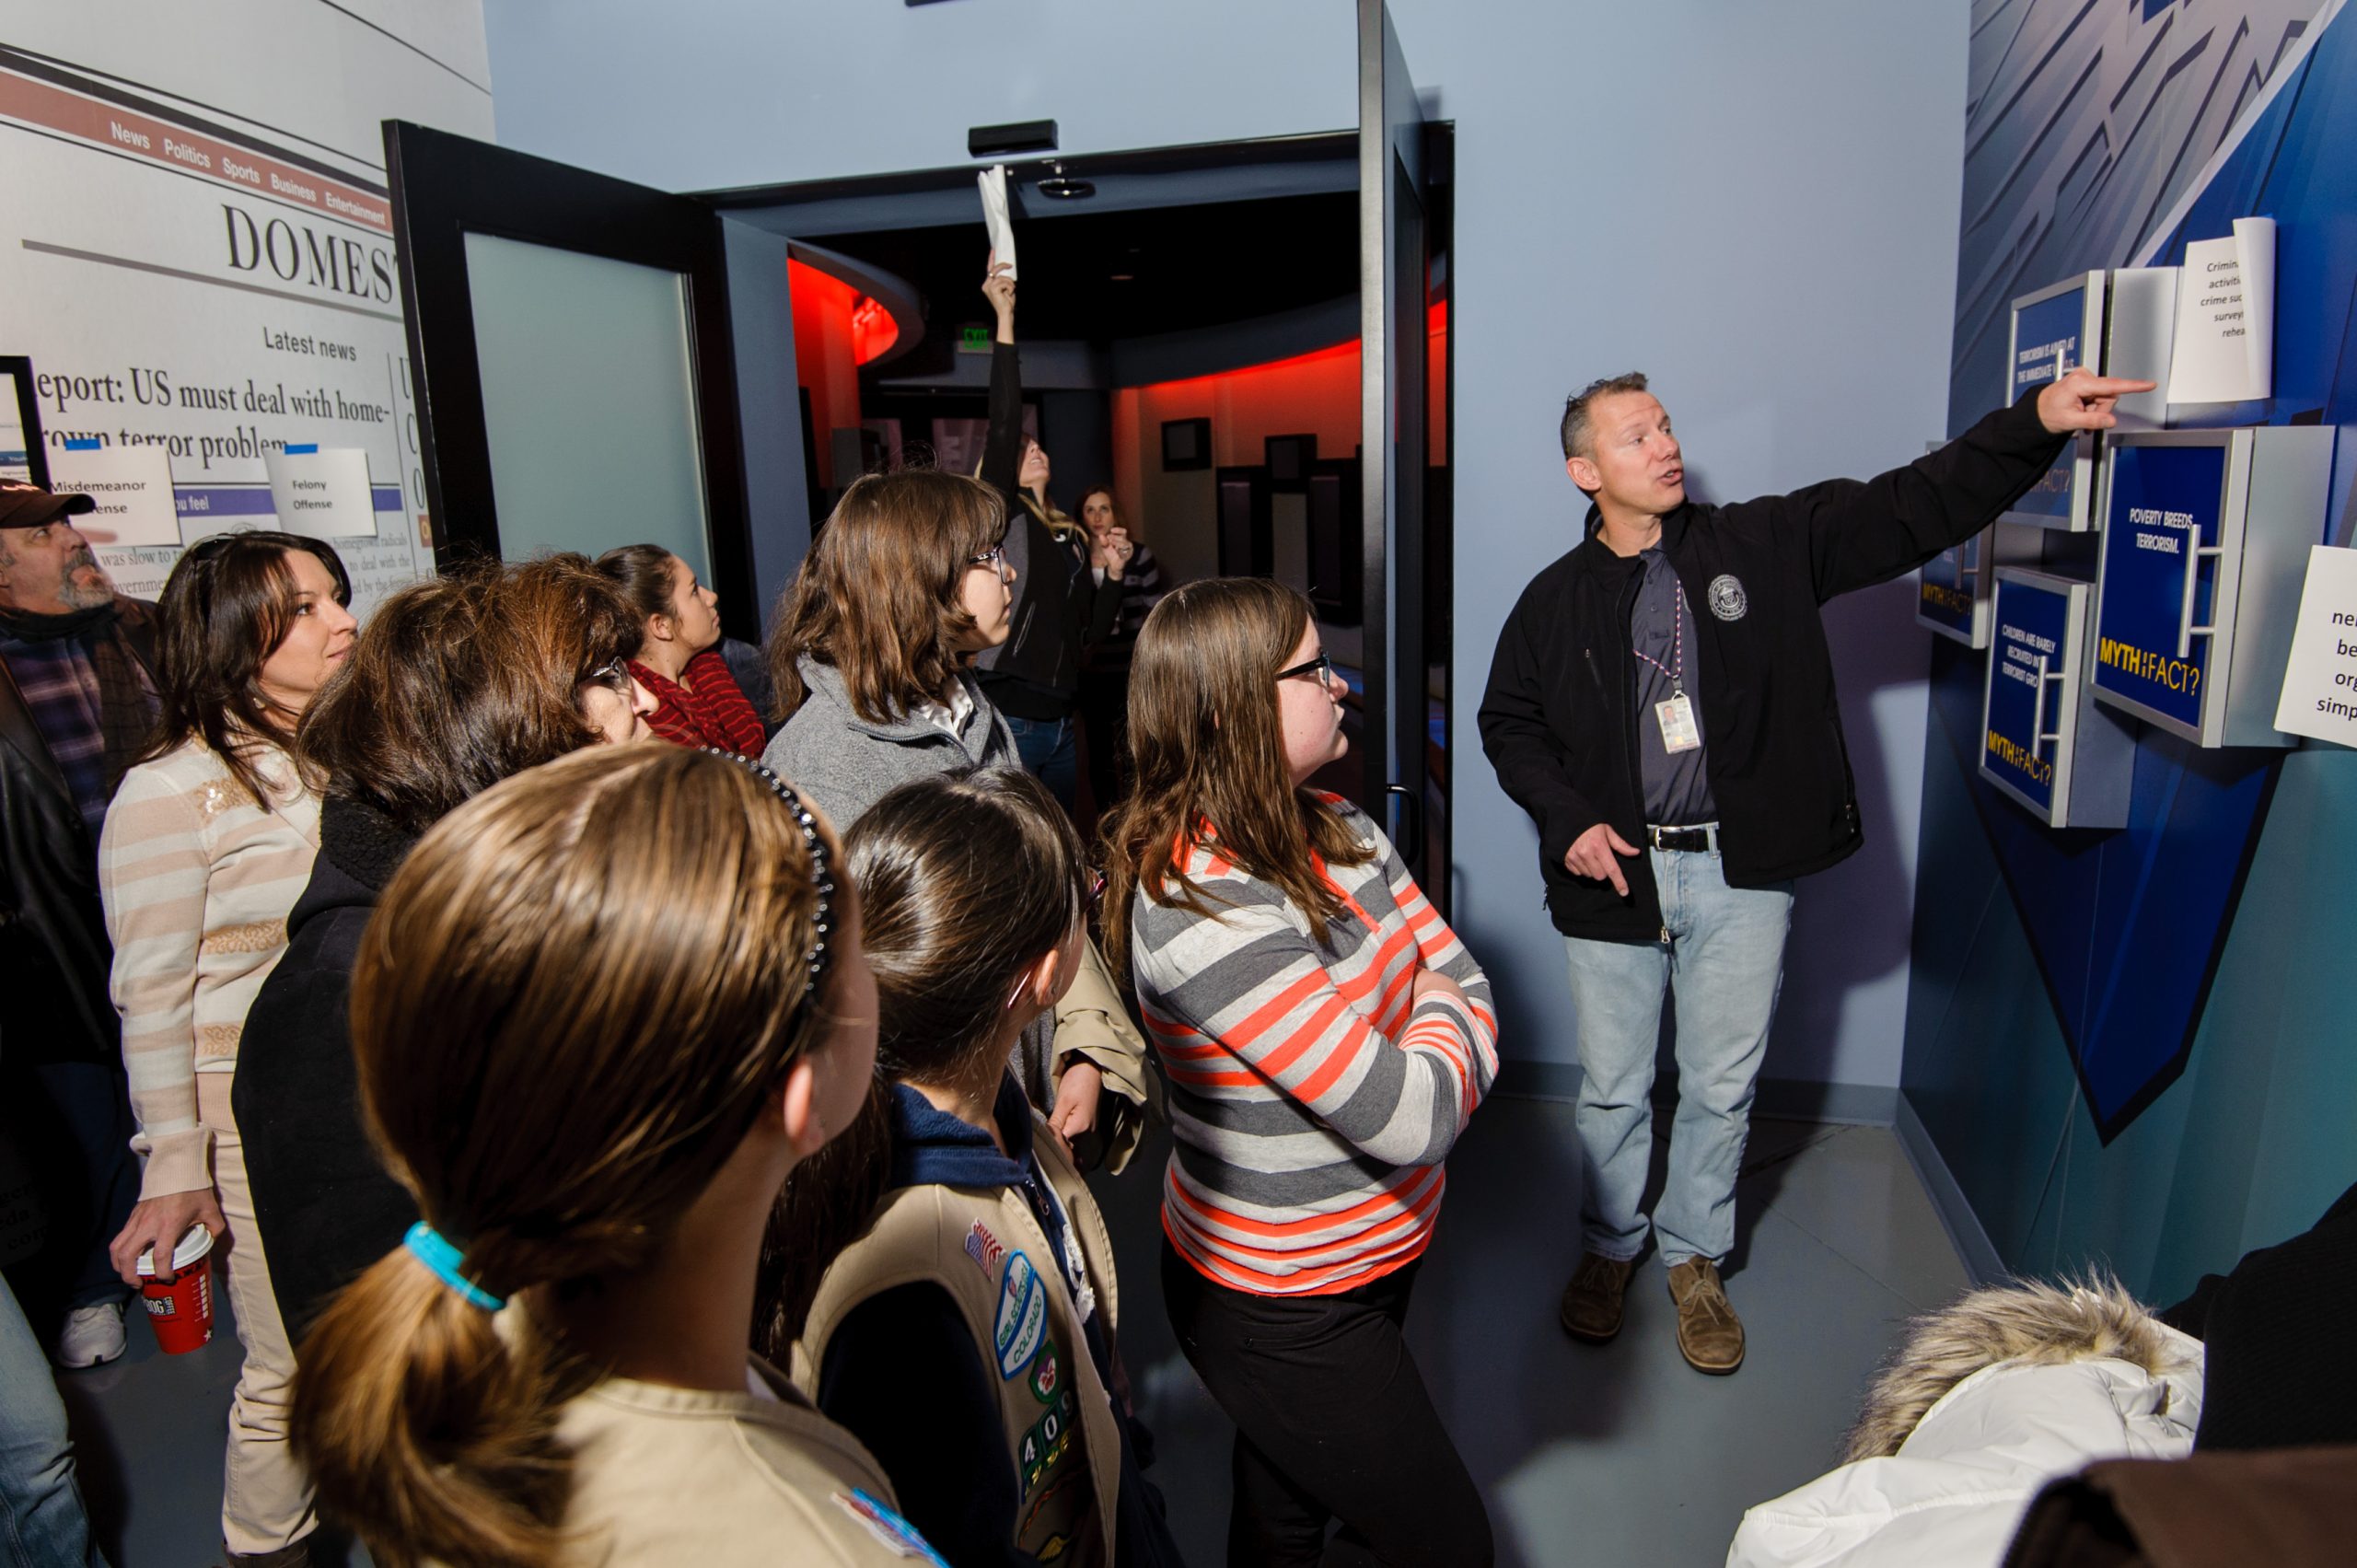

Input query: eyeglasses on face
[968,544,1010,577]
[1275,651,1338,686]
[581,656,633,695]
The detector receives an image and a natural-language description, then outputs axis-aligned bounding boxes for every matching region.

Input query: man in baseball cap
[0,478,158,1370]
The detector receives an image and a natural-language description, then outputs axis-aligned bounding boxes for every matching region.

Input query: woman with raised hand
[1101,577,1502,1568]
[765,766,1183,1568]
[764,468,1152,1171]
[97,530,353,1567]
[972,256,1132,813]
[234,555,655,1347]
[289,744,929,1567]
[595,543,767,754]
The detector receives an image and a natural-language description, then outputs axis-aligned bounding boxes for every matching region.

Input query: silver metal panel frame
[2102,265,2177,430]
[2224,425,2335,747]
[2002,273,2107,530]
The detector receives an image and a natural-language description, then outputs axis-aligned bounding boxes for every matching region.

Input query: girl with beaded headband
[762,766,1184,1568]
[286,746,936,1568]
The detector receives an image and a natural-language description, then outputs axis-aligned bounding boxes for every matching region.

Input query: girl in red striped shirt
[597,544,767,754]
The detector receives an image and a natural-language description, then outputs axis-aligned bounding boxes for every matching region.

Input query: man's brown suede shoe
[1667,1258,1745,1374]
[1558,1252,1637,1342]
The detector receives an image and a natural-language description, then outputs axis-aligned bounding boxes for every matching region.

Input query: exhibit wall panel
[482,0,1972,1091]
[0,2,493,612]
[1906,0,2357,1300]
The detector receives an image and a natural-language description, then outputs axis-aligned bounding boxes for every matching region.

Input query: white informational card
[47,446,182,547]
[979,164,1018,281]
[2167,216,2276,403]
[264,448,377,539]
[2273,544,2357,747]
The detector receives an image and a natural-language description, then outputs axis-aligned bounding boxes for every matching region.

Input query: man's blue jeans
[0,1273,108,1567]
[1562,846,1793,1269]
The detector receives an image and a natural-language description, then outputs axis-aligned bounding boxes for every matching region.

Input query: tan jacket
[546,1357,938,1566]
[1053,937,1156,1173]
[795,1115,1124,1566]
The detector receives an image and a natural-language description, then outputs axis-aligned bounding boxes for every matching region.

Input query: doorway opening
[711,131,1454,894]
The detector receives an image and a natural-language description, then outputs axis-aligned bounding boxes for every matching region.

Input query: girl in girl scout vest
[768,766,1182,1568]
[286,747,941,1568]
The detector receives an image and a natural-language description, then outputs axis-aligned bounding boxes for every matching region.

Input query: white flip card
[1656,692,1701,753]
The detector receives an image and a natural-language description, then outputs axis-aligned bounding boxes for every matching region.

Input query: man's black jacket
[0,597,157,1065]
[1478,390,2063,943]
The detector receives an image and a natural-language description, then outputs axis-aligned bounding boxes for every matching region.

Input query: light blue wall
[481,0,1970,1089]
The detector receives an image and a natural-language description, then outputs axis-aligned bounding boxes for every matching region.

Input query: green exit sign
[958,325,992,354]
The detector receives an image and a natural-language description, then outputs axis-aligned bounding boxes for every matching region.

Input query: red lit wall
[789,258,862,488]
[1110,303,1447,588]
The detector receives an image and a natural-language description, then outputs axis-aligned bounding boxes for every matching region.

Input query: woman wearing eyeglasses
[234,555,652,1356]
[95,530,352,1565]
[1100,577,1502,1567]
[763,469,1151,1169]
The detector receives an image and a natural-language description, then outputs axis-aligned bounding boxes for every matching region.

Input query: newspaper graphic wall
[0,5,493,611]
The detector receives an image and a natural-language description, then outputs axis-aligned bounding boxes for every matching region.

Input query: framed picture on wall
[1161,416,1211,471]
[1265,433,1317,486]
[1,355,51,487]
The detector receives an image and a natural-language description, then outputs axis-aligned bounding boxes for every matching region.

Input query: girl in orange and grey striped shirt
[1101,577,1499,1563]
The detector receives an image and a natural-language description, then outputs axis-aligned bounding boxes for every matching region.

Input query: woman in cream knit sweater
[98,529,354,1567]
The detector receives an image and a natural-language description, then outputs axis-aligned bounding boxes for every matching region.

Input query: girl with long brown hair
[1100,577,1501,1566]
[764,467,1153,1172]
[288,744,926,1567]
[766,766,1183,1568]
[234,555,656,1353]
[97,530,353,1563]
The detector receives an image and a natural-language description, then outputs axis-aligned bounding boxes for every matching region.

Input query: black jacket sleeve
[817,1283,1039,1568]
[981,343,1025,501]
[1776,389,2066,603]
[1479,578,1608,870]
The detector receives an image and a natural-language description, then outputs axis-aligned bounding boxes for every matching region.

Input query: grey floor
[54,1098,1968,1567]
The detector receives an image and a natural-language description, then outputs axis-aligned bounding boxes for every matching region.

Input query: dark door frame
[383,121,761,636]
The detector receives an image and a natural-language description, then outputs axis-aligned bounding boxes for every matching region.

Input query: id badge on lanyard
[1656,691,1701,753]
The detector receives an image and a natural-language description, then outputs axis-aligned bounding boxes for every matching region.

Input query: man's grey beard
[57,547,114,609]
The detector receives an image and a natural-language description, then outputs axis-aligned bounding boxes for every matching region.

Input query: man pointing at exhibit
[1479,366,2151,1375]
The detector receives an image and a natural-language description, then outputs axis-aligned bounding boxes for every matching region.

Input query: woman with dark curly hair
[97,529,353,1565]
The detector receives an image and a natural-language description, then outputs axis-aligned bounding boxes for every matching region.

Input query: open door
[383,122,762,635]
[1358,0,1443,898]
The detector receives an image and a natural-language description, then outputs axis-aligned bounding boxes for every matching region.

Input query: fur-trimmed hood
[1728,1273,2204,1568]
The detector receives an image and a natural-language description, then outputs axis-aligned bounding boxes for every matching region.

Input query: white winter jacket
[1725,1328,2204,1568]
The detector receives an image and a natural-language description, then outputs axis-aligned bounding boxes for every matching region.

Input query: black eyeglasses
[581,656,633,695]
[1275,651,1338,686]
[968,544,1010,577]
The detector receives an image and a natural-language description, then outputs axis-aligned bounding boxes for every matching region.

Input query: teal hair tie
[403,1222,506,1312]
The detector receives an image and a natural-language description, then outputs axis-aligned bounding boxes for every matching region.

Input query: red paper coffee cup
[135,1225,215,1354]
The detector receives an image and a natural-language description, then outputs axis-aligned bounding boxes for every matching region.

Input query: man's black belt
[1645,822,1720,853]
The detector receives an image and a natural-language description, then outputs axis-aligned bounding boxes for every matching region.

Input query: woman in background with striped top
[1100,576,1500,1568]
[99,530,354,1567]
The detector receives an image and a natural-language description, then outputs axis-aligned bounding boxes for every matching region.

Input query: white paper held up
[979,165,1017,282]
[2167,216,2276,403]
